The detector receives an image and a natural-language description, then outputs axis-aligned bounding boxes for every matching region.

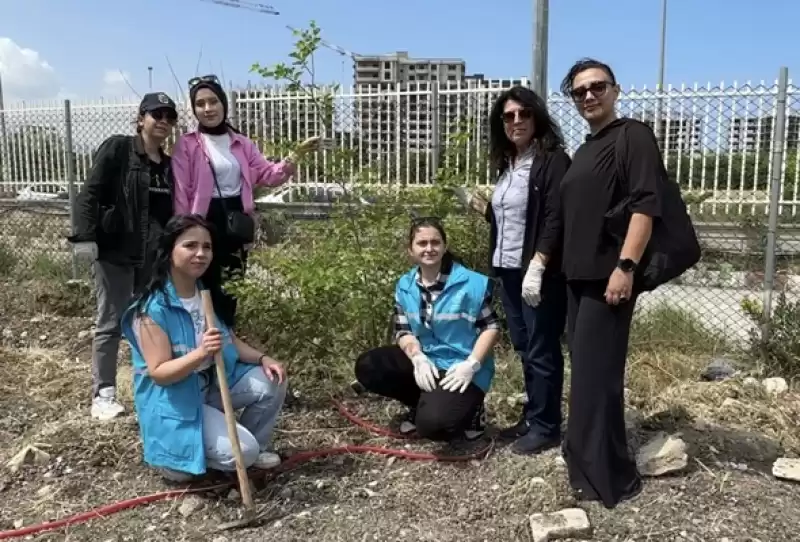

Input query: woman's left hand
[260,356,286,384]
[605,268,634,305]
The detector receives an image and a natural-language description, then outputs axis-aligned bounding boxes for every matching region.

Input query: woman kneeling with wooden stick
[121,214,287,483]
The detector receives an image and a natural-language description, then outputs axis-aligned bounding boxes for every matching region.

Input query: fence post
[761,66,789,339]
[64,99,78,280]
[429,82,440,184]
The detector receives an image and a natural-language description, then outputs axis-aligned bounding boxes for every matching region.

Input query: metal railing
[0,69,798,216]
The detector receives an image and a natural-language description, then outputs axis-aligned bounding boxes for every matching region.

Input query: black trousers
[354,346,485,441]
[496,268,567,439]
[205,197,249,326]
[563,279,641,508]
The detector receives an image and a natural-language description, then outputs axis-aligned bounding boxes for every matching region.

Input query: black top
[148,159,172,228]
[560,118,663,281]
[485,148,571,275]
[68,134,172,266]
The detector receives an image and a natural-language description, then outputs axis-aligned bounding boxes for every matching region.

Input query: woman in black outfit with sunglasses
[68,92,178,421]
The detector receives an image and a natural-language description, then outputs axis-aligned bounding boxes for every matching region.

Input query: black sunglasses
[188,74,221,89]
[149,108,178,122]
[570,80,614,102]
[502,108,533,124]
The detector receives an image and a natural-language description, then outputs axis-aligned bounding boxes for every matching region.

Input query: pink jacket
[171,130,295,216]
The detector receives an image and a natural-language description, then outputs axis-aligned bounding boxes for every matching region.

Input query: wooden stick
[200,289,255,512]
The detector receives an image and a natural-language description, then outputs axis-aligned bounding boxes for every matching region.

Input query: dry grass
[2,281,800,541]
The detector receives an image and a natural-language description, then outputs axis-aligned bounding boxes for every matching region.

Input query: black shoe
[464,403,486,441]
[499,418,530,440]
[511,432,561,455]
[399,407,417,435]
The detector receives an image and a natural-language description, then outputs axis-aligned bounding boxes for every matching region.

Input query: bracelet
[257,354,267,364]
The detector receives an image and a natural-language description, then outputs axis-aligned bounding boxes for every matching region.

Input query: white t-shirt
[178,289,213,372]
[201,132,243,198]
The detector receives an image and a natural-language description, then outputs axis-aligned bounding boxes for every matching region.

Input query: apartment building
[353,52,525,158]
[641,114,703,153]
[731,115,800,153]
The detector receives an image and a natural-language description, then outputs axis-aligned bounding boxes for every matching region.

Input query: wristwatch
[617,258,638,273]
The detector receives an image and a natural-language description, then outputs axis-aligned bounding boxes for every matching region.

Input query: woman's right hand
[199,328,223,357]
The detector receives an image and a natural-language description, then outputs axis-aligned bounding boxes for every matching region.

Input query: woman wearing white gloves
[68,92,178,421]
[353,217,501,441]
[449,86,570,454]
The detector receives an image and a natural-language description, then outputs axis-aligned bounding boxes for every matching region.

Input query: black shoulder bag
[207,160,256,245]
[604,120,702,292]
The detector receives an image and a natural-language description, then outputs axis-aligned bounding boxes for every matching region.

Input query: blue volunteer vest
[395,262,495,392]
[120,280,253,475]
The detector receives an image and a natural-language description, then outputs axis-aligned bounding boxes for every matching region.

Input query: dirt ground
[1,279,800,541]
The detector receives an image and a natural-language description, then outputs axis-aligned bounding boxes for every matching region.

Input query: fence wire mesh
[0,71,797,357]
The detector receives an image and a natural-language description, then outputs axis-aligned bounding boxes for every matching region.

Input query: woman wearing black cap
[172,74,318,324]
[68,92,178,421]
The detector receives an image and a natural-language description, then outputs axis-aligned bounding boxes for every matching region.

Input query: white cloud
[0,37,60,103]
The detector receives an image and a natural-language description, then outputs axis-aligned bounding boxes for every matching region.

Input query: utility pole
[0,72,6,183]
[532,0,549,99]
[655,0,668,148]
[148,67,153,90]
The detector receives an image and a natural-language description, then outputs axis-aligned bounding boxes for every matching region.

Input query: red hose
[0,399,494,540]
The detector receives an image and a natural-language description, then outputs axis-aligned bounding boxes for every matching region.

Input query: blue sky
[1,0,797,103]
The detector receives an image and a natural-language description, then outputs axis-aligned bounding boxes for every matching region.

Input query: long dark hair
[489,85,564,176]
[128,214,232,327]
[408,216,464,269]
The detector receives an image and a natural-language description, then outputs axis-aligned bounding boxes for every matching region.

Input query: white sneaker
[91,387,125,421]
[252,451,282,470]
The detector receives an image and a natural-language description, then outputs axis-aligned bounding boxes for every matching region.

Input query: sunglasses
[150,109,178,122]
[570,80,613,102]
[502,108,533,124]
[188,74,222,89]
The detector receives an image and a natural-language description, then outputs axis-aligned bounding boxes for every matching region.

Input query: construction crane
[196,0,361,62]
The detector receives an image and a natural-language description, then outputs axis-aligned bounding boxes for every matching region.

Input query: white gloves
[410,353,439,392]
[521,258,546,307]
[440,356,481,394]
[73,242,98,260]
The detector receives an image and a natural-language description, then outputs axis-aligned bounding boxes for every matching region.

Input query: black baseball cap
[139,92,177,114]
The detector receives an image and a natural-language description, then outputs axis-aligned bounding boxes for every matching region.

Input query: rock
[20,331,28,339]
[457,506,468,518]
[529,508,592,542]
[772,457,800,482]
[7,445,51,473]
[2,328,12,338]
[762,377,788,396]
[625,410,644,431]
[227,489,240,500]
[78,330,91,340]
[743,376,759,388]
[636,432,688,476]
[13,519,23,529]
[700,358,737,381]
[178,495,204,517]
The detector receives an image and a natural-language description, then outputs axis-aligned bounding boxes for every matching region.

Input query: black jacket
[485,148,571,275]
[68,135,172,266]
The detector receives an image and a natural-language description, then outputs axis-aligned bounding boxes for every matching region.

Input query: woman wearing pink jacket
[171,74,318,323]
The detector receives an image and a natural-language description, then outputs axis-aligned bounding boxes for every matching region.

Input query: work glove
[73,241,98,261]
[410,352,439,392]
[521,258,546,307]
[440,356,481,394]
[286,135,322,162]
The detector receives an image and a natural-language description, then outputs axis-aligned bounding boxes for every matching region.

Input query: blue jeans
[496,268,567,439]
[158,365,287,482]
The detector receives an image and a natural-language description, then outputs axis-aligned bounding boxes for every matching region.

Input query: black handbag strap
[206,157,231,216]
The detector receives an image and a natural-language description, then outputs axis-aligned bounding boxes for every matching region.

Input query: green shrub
[743,294,800,378]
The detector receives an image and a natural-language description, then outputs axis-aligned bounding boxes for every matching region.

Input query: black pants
[205,197,249,326]
[496,268,567,439]
[354,346,485,441]
[563,279,641,508]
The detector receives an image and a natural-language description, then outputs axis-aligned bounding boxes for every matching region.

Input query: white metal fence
[0,69,798,216]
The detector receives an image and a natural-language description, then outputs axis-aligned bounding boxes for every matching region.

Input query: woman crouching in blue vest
[355,216,502,441]
[121,214,287,482]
